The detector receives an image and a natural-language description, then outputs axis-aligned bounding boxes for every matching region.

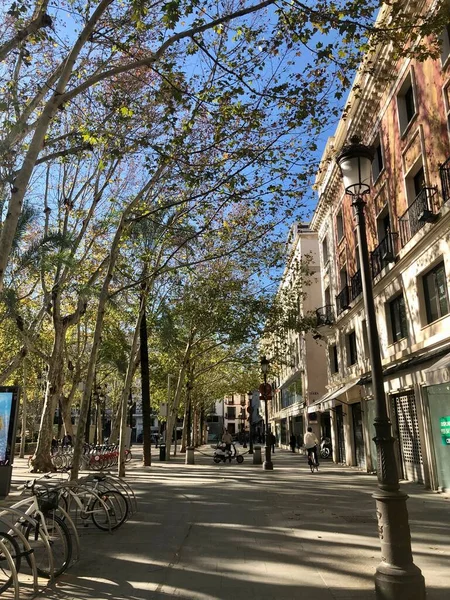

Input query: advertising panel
[0,386,20,497]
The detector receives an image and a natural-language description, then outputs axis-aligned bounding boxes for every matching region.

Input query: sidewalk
[8,446,450,600]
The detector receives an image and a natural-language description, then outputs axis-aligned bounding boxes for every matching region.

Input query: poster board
[0,386,21,498]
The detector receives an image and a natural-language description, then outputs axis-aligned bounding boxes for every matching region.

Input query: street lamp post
[247,391,254,454]
[260,356,273,470]
[337,137,425,600]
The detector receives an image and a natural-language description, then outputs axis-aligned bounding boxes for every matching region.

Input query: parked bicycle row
[0,471,137,597]
[27,444,133,472]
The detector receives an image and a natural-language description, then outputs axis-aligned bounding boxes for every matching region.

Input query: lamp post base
[375,564,425,600]
[263,445,273,470]
[373,490,426,600]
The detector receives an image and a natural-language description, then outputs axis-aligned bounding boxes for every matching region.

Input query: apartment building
[268,223,328,448]
[310,10,450,491]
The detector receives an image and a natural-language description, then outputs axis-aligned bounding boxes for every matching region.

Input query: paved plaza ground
[5,445,450,600]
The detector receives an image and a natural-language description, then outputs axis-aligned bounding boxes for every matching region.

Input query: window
[322,238,329,264]
[376,206,391,242]
[324,286,331,307]
[389,294,408,342]
[227,407,236,420]
[361,320,369,357]
[397,73,416,134]
[336,210,344,241]
[372,138,384,181]
[339,266,347,290]
[346,331,357,366]
[441,23,450,64]
[405,161,425,207]
[329,345,339,373]
[423,262,449,324]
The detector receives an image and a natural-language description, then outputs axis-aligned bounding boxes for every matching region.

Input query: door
[335,405,345,463]
[352,402,366,469]
[391,391,424,483]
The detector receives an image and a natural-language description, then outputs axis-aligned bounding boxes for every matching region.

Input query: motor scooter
[213,443,244,464]
[320,437,332,459]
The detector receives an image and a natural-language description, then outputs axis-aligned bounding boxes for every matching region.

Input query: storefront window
[425,384,450,491]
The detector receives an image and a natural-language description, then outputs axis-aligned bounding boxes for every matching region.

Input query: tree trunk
[140,300,152,466]
[118,304,144,477]
[31,323,65,472]
[180,402,188,453]
[19,361,27,458]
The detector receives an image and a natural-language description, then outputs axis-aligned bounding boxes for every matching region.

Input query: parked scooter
[213,443,244,464]
[320,437,332,459]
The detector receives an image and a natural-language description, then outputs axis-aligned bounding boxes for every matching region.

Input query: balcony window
[336,210,344,242]
[227,407,236,420]
[388,294,408,342]
[372,138,384,181]
[397,73,416,134]
[322,237,329,264]
[346,331,357,366]
[441,23,450,64]
[329,344,339,374]
[423,262,449,324]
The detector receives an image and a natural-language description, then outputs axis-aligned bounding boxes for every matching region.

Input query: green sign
[439,416,450,446]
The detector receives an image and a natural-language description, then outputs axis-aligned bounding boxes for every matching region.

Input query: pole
[248,392,253,454]
[263,372,273,470]
[353,196,425,600]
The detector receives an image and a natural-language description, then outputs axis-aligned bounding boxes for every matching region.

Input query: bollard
[186,447,195,465]
[159,444,166,461]
[253,446,262,465]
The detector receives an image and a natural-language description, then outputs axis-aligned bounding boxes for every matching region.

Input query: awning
[423,352,450,386]
[307,381,360,413]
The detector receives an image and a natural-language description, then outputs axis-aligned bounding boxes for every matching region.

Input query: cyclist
[304,427,319,467]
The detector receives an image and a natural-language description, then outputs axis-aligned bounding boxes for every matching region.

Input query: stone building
[310,8,450,491]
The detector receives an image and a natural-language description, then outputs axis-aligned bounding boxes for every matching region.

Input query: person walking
[304,427,319,466]
[289,433,296,453]
[221,430,233,453]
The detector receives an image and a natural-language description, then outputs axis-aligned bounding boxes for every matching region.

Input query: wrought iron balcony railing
[440,156,450,205]
[315,304,335,328]
[336,286,350,316]
[370,232,398,278]
[398,186,439,247]
[350,269,362,302]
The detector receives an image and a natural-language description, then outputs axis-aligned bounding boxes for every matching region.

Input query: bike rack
[0,537,20,599]
[0,515,39,592]
[0,505,54,581]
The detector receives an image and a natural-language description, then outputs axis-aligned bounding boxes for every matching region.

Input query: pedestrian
[51,437,58,454]
[221,429,233,453]
[289,433,296,453]
[270,432,276,452]
[304,426,319,466]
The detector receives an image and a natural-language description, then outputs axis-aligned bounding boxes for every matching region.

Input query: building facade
[268,223,328,448]
[310,10,450,491]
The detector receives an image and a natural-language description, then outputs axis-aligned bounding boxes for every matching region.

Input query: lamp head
[336,136,374,197]
[260,355,269,374]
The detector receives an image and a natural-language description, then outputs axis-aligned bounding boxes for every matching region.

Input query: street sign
[259,383,272,399]
[439,416,450,446]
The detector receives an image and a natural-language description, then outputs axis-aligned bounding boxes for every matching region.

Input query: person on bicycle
[304,427,319,466]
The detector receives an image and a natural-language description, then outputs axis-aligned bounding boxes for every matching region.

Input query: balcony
[350,270,362,302]
[336,286,350,316]
[398,186,439,247]
[370,232,398,278]
[315,305,335,327]
[439,156,450,204]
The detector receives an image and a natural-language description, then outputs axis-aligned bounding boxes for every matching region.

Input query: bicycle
[11,481,73,578]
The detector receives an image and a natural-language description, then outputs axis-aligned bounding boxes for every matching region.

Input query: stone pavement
[7,445,450,600]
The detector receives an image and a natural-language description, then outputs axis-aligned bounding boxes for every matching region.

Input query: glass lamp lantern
[336,137,374,197]
[260,355,269,374]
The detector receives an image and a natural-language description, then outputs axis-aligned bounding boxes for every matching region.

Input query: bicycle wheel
[91,490,129,531]
[0,532,21,594]
[25,513,72,578]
